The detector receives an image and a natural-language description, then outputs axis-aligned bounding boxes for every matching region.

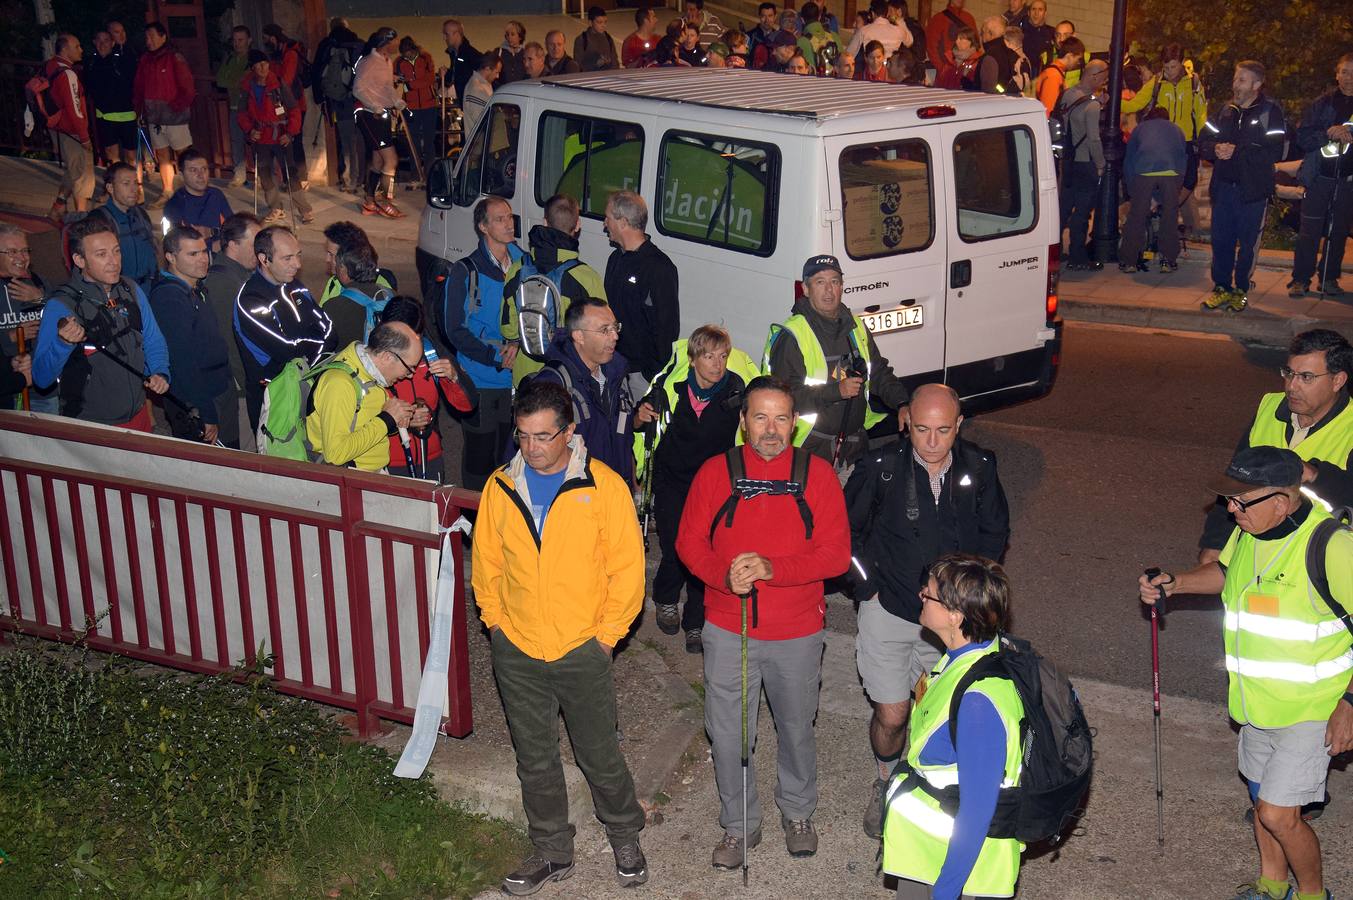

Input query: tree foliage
[1126,0,1353,122]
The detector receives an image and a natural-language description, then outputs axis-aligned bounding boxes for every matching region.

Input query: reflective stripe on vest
[1219,502,1353,727]
[96,109,137,122]
[762,314,885,447]
[882,642,1024,896]
[1248,392,1353,461]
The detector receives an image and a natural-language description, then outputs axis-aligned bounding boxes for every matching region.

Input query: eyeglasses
[391,353,418,379]
[580,323,622,337]
[1279,366,1335,385]
[1223,490,1285,513]
[919,591,941,605]
[0,248,31,257]
[512,425,566,446]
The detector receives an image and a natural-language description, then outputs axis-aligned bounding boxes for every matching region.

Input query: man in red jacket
[133,22,196,208]
[238,51,313,226]
[43,34,95,220]
[676,375,850,870]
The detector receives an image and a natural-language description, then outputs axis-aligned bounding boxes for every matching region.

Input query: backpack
[708,446,815,543]
[511,258,580,358]
[257,355,369,461]
[1307,505,1353,636]
[901,634,1094,844]
[24,71,61,133]
[337,285,392,341]
[1050,89,1093,157]
[320,45,357,103]
[278,40,312,97]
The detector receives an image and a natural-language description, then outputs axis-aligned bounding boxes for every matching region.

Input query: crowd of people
[9,8,1353,900]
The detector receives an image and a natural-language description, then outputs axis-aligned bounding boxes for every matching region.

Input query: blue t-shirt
[521,465,567,533]
[164,187,233,245]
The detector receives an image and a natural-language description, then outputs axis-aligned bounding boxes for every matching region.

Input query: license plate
[861,304,923,335]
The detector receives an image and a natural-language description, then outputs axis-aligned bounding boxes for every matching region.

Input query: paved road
[825,321,1289,705]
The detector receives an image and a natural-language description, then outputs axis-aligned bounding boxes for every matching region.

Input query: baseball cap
[1208,446,1303,497]
[247,49,268,66]
[802,254,843,280]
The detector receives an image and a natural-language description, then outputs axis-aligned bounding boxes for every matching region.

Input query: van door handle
[513,214,522,239]
[950,260,972,289]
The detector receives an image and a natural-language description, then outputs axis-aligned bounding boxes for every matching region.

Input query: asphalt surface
[823,321,1289,707]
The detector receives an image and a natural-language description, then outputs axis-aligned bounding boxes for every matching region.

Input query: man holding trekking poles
[1140,446,1353,900]
[676,375,850,871]
[238,50,314,226]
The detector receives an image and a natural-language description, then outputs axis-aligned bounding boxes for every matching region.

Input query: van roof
[519,68,1040,124]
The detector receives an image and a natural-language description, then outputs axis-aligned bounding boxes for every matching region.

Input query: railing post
[440,493,474,737]
[339,477,380,737]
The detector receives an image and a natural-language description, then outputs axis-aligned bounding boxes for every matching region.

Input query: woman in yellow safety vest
[883,553,1026,900]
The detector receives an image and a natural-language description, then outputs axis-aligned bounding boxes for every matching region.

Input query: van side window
[454,104,521,206]
[953,126,1037,241]
[839,140,934,260]
[655,132,779,256]
[535,112,644,218]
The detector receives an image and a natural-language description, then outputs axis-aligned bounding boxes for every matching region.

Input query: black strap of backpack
[709,446,814,541]
[708,447,747,541]
[942,8,967,32]
[790,446,814,539]
[1306,511,1353,637]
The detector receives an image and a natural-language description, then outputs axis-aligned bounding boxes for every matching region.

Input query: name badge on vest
[1247,593,1280,617]
[913,672,929,704]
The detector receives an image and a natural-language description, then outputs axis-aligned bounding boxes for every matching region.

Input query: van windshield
[839,140,934,260]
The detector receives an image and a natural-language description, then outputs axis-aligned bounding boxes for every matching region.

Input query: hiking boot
[613,841,649,887]
[685,627,703,654]
[863,776,889,838]
[711,828,760,870]
[655,603,680,635]
[1226,290,1249,312]
[1319,280,1345,297]
[1288,280,1309,298]
[783,817,818,857]
[1159,259,1177,274]
[501,853,574,896]
[1117,262,1137,274]
[261,208,287,225]
[1202,285,1233,310]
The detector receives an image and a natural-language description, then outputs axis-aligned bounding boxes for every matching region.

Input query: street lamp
[1092,0,1129,262]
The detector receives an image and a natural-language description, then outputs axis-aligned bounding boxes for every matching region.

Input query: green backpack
[257,356,368,461]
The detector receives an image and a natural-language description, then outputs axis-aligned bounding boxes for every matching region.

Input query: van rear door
[939,117,1056,407]
[825,131,947,387]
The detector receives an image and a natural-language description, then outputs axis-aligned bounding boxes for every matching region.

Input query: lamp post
[1091,0,1129,262]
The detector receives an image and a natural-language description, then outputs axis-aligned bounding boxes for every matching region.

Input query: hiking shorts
[1238,720,1332,808]
[96,116,137,153]
[356,108,398,151]
[856,598,940,705]
[148,123,192,152]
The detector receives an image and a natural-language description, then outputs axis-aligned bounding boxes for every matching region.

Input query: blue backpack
[338,286,393,341]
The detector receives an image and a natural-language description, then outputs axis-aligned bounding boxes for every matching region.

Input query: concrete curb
[1058,297,1344,346]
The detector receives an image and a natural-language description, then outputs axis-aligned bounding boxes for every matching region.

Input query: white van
[417,69,1061,412]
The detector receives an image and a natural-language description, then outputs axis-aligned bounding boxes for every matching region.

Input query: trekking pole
[1317,174,1343,301]
[1143,566,1167,851]
[15,327,29,410]
[740,586,753,887]
[639,423,656,551]
[280,148,299,226]
[64,318,205,435]
[398,111,426,186]
[251,146,259,216]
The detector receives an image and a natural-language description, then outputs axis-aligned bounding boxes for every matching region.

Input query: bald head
[1083,59,1109,85]
[908,384,964,467]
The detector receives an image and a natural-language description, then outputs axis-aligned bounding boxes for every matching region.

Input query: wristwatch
[1343,691,1353,708]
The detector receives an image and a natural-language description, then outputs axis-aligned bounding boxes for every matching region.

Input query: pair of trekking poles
[250,142,302,226]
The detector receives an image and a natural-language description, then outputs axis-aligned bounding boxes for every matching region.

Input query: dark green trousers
[491,629,645,862]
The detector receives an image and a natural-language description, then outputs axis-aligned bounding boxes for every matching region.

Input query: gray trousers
[703,622,824,836]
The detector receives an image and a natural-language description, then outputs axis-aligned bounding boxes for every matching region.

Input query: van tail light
[1045,243,1060,323]
[917,105,956,119]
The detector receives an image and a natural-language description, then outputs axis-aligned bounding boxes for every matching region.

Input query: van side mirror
[427,157,455,210]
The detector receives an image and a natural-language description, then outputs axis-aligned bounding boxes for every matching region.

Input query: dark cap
[771,31,798,48]
[1209,446,1304,497]
[247,49,268,66]
[802,254,843,280]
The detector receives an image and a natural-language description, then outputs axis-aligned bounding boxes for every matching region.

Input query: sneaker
[1288,280,1309,299]
[1227,290,1249,312]
[782,817,818,858]
[711,828,761,870]
[1117,262,1137,274]
[862,776,889,839]
[361,197,379,216]
[613,841,649,887]
[655,603,680,635]
[261,208,287,225]
[229,168,247,187]
[501,853,574,896]
[298,210,316,225]
[1159,259,1177,274]
[685,627,703,655]
[376,199,406,219]
[1318,281,1345,297]
[1231,883,1293,900]
[1203,285,1233,310]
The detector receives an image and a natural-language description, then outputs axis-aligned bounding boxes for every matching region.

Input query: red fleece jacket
[677,445,850,641]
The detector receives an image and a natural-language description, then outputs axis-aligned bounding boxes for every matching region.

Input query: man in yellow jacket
[472,378,649,896]
[305,321,421,471]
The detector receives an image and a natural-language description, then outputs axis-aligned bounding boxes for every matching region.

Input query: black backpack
[1050,90,1093,158]
[905,634,1093,844]
[1307,506,1353,636]
[708,445,814,543]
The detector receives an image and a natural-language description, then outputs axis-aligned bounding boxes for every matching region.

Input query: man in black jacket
[203,213,260,447]
[442,19,482,106]
[843,383,1009,840]
[1289,53,1353,299]
[603,191,679,392]
[1198,60,1286,311]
